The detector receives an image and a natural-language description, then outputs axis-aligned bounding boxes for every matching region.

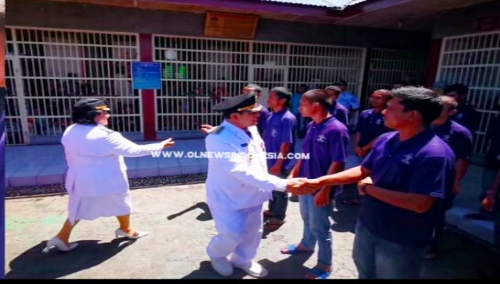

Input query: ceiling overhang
[46,0,495,31]
[47,0,411,23]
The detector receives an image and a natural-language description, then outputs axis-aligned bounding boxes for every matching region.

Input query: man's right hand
[162,138,175,148]
[285,178,321,195]
[201,124,215,134]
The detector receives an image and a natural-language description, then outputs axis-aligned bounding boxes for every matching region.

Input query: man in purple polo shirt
[342,89,393,206]
[262,87,297,230]
[304,87,456,279]
[444,83,480,136]
[282,89,349,279]
[354,89,393,158]
[324,85,349,127]
[243,84,270,137]
[427,95,473,259]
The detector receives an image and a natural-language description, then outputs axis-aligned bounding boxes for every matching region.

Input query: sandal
[280,244,313,255]
[305,267,331,279]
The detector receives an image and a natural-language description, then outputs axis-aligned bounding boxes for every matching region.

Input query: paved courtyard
[4,183,499,279]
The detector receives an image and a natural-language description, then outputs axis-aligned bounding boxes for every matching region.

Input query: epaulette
[97,124,115,134]
[210,126,224,135]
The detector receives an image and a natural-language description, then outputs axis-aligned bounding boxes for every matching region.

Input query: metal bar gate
[4,27,141,145]
[436,31,500,154]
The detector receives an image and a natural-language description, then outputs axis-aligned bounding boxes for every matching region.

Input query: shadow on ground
[183,253,313,279]
[167,202,212,221]
[330,200,360,234]
[6,239,135,279]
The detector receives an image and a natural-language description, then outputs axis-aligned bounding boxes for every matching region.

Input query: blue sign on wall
[132,62,161,90]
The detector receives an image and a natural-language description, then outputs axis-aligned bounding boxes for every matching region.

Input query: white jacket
[205,120,288,211]
[62,124,165,197]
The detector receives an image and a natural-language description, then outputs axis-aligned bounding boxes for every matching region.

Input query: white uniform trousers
[206,204,263,266]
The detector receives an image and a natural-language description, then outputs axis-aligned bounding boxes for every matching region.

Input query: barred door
[5,27,141,145]
[5,28,28,145]
[436,31,500,154]
[153,36,251,131]
[366,49,427,107]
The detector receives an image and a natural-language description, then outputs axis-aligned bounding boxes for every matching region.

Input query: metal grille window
[437,31,500,154]
[153,37,367,132]
[288,44,365,96]
[366,49,427,106]
[5,28,24,145]
[5,27,141,145]
[154,36,250,131]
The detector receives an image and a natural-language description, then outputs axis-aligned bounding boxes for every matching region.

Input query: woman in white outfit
[43,98,175,253]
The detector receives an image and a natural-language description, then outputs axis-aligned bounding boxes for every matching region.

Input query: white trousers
[206,204,263,266]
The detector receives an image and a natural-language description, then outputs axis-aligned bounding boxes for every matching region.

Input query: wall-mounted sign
[204,11,259,40]
[132,62,161,90]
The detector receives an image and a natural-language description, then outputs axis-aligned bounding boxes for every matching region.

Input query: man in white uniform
[204,93,316,278]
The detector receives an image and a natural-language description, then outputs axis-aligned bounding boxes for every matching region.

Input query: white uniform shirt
[62,124,165,197]
[205,120,288,211]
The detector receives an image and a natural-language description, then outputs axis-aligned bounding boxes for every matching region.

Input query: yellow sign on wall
[204,11,259,40]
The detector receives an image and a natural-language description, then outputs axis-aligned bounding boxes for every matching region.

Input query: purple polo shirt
[432,120,473,161]
[263,108,296,171]
[327,102,349,126]
[452,103,480,134]
[355,108,392,148]
[257,104,270,136]
[360,130,456,247]
[300,116,349,179]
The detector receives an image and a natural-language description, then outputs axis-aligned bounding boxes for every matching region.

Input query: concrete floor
[4,183,500,279]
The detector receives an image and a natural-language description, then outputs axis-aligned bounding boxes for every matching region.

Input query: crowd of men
[201,80,500,279]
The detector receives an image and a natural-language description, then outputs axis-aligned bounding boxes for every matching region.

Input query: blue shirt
[263,108,296,171]
[432,120,473,161]
[300,116,349,179]
[291,92,302,116]
[337,91,360,111]
[257,104,270,137]
[360,130,456,247]
[355,108,392,147]
[327,102,349,127]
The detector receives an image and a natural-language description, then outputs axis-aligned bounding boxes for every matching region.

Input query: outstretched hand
[201,124,216,134]
[162,138,175,148]
[286,178,321,195]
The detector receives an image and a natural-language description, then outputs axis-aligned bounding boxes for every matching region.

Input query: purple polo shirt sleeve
[327,125,349,163]
[407,157,448,198]
[455,128,474,161]
[335,105,349,126]
[280,116,295,144]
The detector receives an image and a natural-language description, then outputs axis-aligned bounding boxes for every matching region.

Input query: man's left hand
[357,177,373,196]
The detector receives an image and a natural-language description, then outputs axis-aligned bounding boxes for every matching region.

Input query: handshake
[285,177,322,195]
